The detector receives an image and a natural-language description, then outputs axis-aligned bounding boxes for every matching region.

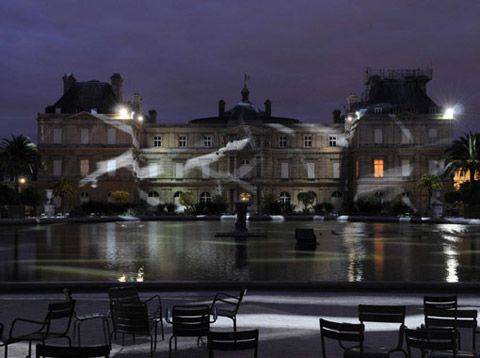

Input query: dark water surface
[0,221,479,282]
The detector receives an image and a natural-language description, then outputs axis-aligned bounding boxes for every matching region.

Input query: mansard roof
[52,80,119,114]
[359,68,440,114]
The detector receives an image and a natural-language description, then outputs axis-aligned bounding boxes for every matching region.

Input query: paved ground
[0,290,479,357]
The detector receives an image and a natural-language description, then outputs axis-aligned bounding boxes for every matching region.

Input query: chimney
[332,109,343,123]
[131,93,142,113]
[218,99,225,117]
[110,73,123,102]
[62,73,76,94]
[148,109,157,123]
[264,99,271,117]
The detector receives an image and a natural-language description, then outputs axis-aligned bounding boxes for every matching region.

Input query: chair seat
[345,346,393,358]
[431,351,477,358]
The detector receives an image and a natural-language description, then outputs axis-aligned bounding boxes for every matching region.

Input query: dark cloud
[0,0,479,139]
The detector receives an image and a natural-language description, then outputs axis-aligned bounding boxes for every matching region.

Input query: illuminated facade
[345,68,454,213]
[36,70,454,213]
[37,74,345,212]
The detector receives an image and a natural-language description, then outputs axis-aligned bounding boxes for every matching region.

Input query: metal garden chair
[166,304,216,358]
[208,329,259,358]
[108,285,164,340]
[3,300,75,358]
[210,288,247,331]
[320,318,365,358]
[110,301,157,358]
[357,304,407,357]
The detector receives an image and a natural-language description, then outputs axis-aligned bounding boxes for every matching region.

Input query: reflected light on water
[343,224,366,282]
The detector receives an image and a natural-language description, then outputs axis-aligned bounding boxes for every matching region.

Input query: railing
[365,68,432,81]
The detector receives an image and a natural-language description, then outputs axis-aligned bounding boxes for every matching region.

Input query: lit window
[304,135,313,147]
[53,128,62,144]
[281,162,289,179]
[80,128,89,144]
[200,192,211,204]
[374,159,384,178]
[279,136,288,148]
[203,136,212,147]
[374,129,383,144]
[279,192,290,204]
[107,128,116,145]
[153,136,162,147]
[80,159,89,176]
[329,135,337,147]
[178,136,187,147]
[107,160,116,176]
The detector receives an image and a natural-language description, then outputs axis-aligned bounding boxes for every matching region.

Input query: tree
[0,135,42,193]
[418,174,443,212]
[53,178,75,213]
[297,191,317,213]
[179,192,196,213]
[444,132,480,183]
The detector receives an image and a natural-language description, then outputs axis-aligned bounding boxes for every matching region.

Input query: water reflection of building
[36,69,453,212]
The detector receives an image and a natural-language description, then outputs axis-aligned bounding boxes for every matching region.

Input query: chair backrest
[44,300,76,336]
[108,285,140,304]
[171,305,211,337]
[110,302,150,336]
[320,318,364,357]
[235,289,247,314]
[424,295,457,310]
[295,228,316,243]
[359,305,406,324]
[208,330,258,357]
[405,328,457,355]
[36,344,111,358]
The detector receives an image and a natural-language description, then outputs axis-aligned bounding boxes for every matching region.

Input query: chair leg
[169,335,175,358]
[4,343,7,358]
[161,319,165,340]
[150,335,154,358]
[154,322,158,350]
[233,317,236,332]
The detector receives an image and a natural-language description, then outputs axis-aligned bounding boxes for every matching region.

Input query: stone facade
[35,69,453,213]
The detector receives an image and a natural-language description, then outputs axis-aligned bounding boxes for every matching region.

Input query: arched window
[173,191,182,199]
[148,191,159,198]
[375,191,383,198]
[402,192,410,197]
[279,192,290,204]
[80,192,89,198]
[331,191,342,198]
[200,192,211,204]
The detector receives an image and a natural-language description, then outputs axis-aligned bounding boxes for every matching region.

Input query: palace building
[35,69,453,213]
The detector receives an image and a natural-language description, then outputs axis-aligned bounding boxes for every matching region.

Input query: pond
[0,220,479,283]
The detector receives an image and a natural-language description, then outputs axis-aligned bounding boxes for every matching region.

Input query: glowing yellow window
[374,159,384,178]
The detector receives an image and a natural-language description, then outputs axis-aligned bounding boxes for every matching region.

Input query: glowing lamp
[18,177,27,184]
[118,107,129,118]
[137,115,144,122]
[239,192,251,202]
[443,107,455,119]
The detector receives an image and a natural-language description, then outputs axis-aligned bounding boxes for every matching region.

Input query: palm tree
[418,174,443,212]
[0,135,42,193]
[444,132,480,183]
[53,177,75,214]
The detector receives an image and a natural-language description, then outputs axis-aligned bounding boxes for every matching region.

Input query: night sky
[1,0,479,140]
